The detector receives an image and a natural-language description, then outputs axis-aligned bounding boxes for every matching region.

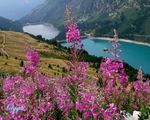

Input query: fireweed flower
[99,30,150,118]
[76,93,100,119]
[23,48,40,75]
[132,68,150,104]
[65,8,123,119]
[66,23,81,44]
[99,58,128,87]
[65,6,81,44]
[65,5,83,62]
[69,62,89,84]
[106,29,122,60]
[99,30,131,114]
[53,77,74,115]
[101,103,121,120]
[133,81,150,93]
[0,116,3,120]
[65,7,87,88]
[26,48,40,66]
[100,30,128,88]
[137,67,144,81]
[3,76,24,94]
[65,8,102,118]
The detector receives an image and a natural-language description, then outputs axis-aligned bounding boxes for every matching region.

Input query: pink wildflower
[102,103,120,120]
[66,23,81,43]
[26,48,40,66]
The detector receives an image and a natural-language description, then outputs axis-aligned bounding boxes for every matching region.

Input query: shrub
[20,60,24,67]
[48,64,52,69]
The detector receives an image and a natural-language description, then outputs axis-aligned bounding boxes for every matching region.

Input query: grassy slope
[0,31,97,78]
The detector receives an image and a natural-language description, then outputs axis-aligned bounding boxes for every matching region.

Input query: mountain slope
[0,30,68,76]
[20,0,150,41]
[20,0,68,26]
[21,0,141,24]
[0,31,99,77]
[0,17,22,31]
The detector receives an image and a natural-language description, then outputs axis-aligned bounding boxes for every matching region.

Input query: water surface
[23,24,59,40]
[62,39,150,74]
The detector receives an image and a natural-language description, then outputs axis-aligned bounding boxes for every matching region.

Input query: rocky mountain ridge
[21,0,150,40]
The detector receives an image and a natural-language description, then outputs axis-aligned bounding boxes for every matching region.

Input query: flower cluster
[132,68,150,105]
[26,48,40,66]
[1,49,55,120]
[66,23,81,43]
[99,57,131,111]
[67,62,89,85]
[23,48,40,75]
[100,58,128,86]
[76,93,100,119]
[101,103,121,120]
[99,30,150,115]
[65,6,81,44]
[54,77,74,114]
[65,6,83,64]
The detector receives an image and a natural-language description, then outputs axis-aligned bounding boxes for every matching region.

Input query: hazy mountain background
[21,0,150,41]
[0,0,45,20]
[0,16,22,31]
[0,0,45,31]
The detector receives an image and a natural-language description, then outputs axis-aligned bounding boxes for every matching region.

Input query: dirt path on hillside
[0,32,9,57]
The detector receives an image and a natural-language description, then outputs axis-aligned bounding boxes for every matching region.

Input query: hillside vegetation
[0,31,98,78]
[0,31,68,76]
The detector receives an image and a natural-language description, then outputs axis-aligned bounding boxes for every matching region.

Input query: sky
[0,0,45,20]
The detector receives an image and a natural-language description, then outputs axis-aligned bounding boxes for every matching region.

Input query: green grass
[39,51,67,60]
[0,31,98,78]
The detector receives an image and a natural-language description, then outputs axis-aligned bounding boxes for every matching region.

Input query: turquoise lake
[62,39,150,74]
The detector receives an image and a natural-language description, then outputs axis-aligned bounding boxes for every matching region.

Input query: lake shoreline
[89,37,150,47]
